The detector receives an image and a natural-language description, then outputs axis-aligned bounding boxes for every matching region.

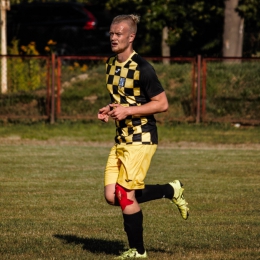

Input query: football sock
[135,184,173,203]
[123,211,145,254]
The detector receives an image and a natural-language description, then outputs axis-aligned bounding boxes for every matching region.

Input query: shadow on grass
[54,234,172,256]
[54,234,125,255]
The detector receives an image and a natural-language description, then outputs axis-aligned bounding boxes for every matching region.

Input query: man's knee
[115,184,134,210]
[104,191,116,205]
[104,184,118,205]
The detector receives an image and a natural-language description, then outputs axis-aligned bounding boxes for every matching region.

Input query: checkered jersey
[106,51,164,145]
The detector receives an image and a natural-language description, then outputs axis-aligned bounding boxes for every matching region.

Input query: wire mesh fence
[56,56,196,123]
[0,55,50,122]
[0,54,260,125]
[201,57,260,125]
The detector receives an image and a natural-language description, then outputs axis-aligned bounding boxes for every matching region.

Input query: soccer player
[98,14,189,259]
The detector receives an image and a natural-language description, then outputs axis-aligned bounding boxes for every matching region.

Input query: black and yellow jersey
[106,51,165,145]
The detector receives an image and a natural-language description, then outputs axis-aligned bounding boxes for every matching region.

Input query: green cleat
[169,180,189,220]
[114,248,147,259]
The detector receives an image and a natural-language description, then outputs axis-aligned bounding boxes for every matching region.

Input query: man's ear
[129,33,136,43]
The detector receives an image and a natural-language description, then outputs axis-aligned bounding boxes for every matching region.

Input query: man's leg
[105,181,189,220]
[136,181,189,220]
[104,183,119,206]
[104,145,146,258]
[115,184,146,258]
[135,184,174,203]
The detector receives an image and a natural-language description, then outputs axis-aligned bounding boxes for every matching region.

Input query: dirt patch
[158,141,260,150]
[0,137,260,150]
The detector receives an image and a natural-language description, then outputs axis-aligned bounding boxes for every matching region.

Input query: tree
[8,0,260,57]
[1,0,10,93]
[106,0,224,57]
[237,0,260,56]
[223,0,244,57]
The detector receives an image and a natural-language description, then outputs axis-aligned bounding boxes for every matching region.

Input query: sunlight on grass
[0,143,259,259]
[0,122,259,145]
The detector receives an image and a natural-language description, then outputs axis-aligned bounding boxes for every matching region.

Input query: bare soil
[1,137,260,150]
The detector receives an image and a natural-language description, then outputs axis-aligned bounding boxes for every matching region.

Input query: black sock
[135,184,173,204]
[123,211,145,254]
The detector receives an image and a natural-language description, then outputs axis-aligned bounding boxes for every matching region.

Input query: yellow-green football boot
[169,180,189,220]
[114,248,147,259]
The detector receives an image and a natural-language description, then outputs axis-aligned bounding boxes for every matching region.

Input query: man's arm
[108,91,168,121]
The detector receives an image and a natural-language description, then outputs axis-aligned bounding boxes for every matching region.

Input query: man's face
[109,22,135,54]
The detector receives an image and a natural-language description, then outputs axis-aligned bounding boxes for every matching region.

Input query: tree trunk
[223,0,244,57]
[161,26,170,64]
[1,0,9,93]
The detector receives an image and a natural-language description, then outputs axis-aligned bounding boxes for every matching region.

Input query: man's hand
[108,104,129,121]
[98,105,110,122]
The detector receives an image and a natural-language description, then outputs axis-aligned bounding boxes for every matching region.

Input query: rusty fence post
[50,52,56,124]
[196,55,201,124]
[56,57,61,118]
[191,58,196,118]
[201,58,207,121]
[46,57,51,119]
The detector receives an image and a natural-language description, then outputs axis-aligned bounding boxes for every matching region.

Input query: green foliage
[105,0,260,56]
[7,40,46,92]
[0,92,46,117]
[1,57,260,122]
[205,61,260,119]
[238,0,260,23]
[8,0,260,56]
[60,61,109,116]
[57,61,194,119]
[106,0,224,56]
[238,0,260,56]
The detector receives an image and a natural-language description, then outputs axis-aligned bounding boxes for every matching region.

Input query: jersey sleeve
[138,58,165,99]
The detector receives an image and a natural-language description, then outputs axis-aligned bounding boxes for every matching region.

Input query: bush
[7,40,47,93]
[205,61,260,119]
[1,56,260,123]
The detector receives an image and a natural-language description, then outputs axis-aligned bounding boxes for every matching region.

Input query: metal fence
[0,54,260,125]
[200,57,260,125]
[56,55,197,123]
[0,54,51,122]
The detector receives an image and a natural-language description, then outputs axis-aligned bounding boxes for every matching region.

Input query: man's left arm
[108,92,168,121]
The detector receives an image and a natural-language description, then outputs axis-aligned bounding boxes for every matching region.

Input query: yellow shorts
[104,144,157,190]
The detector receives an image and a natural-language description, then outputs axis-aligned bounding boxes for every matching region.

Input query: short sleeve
[132,55,165,99]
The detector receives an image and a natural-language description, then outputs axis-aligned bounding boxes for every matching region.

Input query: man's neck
[116,49,134,63]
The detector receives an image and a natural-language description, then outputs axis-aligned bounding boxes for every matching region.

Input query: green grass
[0,121,259,144]
[0,126,260,259]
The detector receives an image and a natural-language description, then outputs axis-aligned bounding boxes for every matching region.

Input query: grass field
[0,121,260,144]
[0,123,260,259]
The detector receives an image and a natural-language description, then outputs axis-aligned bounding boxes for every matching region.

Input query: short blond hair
[111,14,140,33]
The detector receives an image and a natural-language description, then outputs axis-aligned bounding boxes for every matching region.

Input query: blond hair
[111,14,140,33]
